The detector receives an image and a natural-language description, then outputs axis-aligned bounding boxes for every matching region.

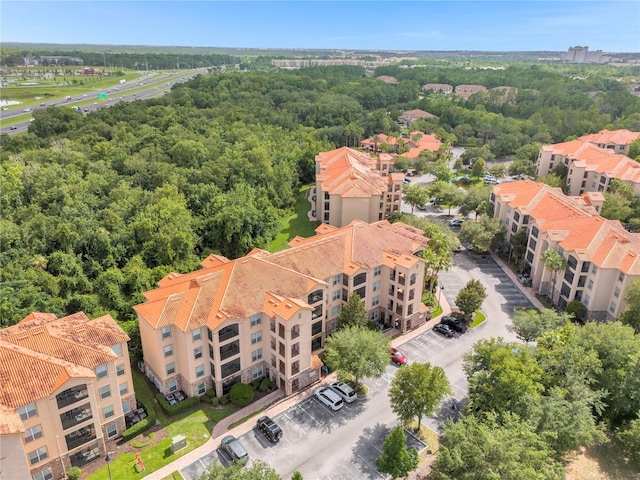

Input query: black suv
[440,315,468,333]
[257,416,283,443]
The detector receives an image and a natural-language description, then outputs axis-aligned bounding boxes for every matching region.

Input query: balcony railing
[292,364,300,375]
[291,327,300,339]
[65,427,97,451]
[70,445,100,468]
[60,404,92,431]
[56,386,89,410]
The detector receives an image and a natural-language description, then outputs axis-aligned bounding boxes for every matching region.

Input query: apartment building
[536,129,640,195]
[397,109,437,127]
[359,132,443,159]
[492,180,640,320]
[0,312,134,480]
[315,147,404,227]
[421,83,453,94]
[135,220,429,399]
[454,84,488,99]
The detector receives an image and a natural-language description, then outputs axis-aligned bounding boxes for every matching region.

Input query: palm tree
[541,249,567,303]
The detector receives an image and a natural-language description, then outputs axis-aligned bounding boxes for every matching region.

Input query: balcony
[291,345,300,357]
[69,445,100,468]
[397,273,406,285]
[65,425,97,451]
[311,305,323,320]
[56,385,89,409]
[291,326,300,339]
[60,404,92,431]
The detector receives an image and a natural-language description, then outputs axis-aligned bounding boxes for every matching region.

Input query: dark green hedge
[121,398,156,442]
[155,393,201,415]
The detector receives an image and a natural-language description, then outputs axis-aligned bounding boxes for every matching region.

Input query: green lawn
[87,371,237,480]
[268,185,320,252]
[469,310,486,328]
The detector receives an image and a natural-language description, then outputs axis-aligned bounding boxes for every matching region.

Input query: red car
[390,347,408,366]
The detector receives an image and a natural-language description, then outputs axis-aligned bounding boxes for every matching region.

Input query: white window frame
[252,366,264,379]
[251,331,262,344]
[168,379,178,392]
[96,364,108,379]
[252,348,263,362]
[116,363,125,376]
[161,326,171,339]
[164,344,173,357]
[18,402,37,420]
[107,424,118,438]
[29,447,48,465]
[166,362,175,375]
[250,314,261,327]
[198,383,206,395]
[119,382,128,395]
[24,425,43,443]
[33,468,53,480]
[195,365,205,378]
[194,346,203,359]
[192,329,201,342]
[103,405,114,419]
[111,343,122,356]
[99,385,111,399]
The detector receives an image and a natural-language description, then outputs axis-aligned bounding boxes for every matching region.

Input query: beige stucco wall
[0,433,31,480]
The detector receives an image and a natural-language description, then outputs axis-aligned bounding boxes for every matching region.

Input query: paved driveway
[180,391,426,480]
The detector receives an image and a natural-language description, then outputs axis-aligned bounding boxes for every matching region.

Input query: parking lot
[180,390,426,480]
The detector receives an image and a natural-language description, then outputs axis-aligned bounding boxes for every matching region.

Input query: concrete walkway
[488,251,545,310]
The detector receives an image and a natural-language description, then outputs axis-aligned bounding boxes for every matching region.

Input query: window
[331,305,341,317]
[618,272,624,282]
[163,344,173,357]
[198,383,206,395]
[252,348,263,362]
[221,358,241,378]
[161,326,171,339]
[33,468,53,480]
[332,290,341,301]
[107,424,117,438]
[513,212,520,222]
[195,365,205,378]
[29,447,48,465]
[529,238,537,251]
[207,328,213,341]
[353,272,367,286]
[584,294,590,305]
[373,281,380,292]
[194,346,203,359]
[219,324,239,342]
[371,311,379,321]
[526,251,534,263]
[18,403,37,420]
[122,400,132,414]
[96,364,108,379]
[592,264,598,274]
[511,223,518,233]
[372,295,380,306]
[210,363,216,379]
[209,344,214,359]
[220,340,240,360]
[588,280,593,290]
[609,302,617,313]
[23,425,43,443]
[581,262,590,273]
[312,321,322,336]
[531,226,539,238]
[291,325,300,338]
[168,379,178,392]
[333,274,341,286]
[166,362,175,375]
[99,385,111,399]
[103,405,114,419]
[614,287,621,298]
[567,255,577,270]
[252,366,264,379]
[250,314,261,327]
[374,266,382,276]
[354,286,366,299]
[251,331,262,344]
[119,382,128,395]
[116,363,125,376]
[111,343,122,356]
[410,273,417,285]
[192,329,201,342]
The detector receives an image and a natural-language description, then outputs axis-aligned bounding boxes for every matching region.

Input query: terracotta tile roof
[263,293,310,321]
[316,147,389,198]
[269,220,427,280]
[310,354,324,370]
[135,256,325,332]
[399,109,437,120]
[400,132,443,159]
[0,312,128,370]
[0,340,95,409]
[376,75,398,84]
[421,83,453,92]
[493,181,640,274]
[578,129,640,146]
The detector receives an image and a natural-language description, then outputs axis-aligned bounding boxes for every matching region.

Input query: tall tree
[455,279,487,321]
[337,293,368,329]
[459,216,504,252]
[540,249,567,302]
[199,460,281,479]
[507,308,572,343]
[619,280,640,333]
[389,362,452,430]
[324,325,390,389]
[376,425,419,480]
[431,413,565,480]
[402,184,430,214]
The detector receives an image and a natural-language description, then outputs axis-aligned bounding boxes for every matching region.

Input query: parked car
[390,347,408,366]
[433,323,455,337]
[10,125,18,130]
[220,435,248,465]
[329,381,357,403]
[314,387,343,411]
[484,178,499,185]
[257,416,283,443]
[440,316,468,333]
[23,108,31,112]
[403,178,411,184]
[449,219,464,227]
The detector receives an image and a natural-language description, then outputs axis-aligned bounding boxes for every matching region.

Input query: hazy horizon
[2,1,639,53]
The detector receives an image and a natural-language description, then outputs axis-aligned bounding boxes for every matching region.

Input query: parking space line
[356,453,385,479]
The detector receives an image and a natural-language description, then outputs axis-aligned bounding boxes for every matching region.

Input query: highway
[0,68,207,135]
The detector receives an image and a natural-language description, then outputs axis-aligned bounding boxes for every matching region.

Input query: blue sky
[2,1,639,52]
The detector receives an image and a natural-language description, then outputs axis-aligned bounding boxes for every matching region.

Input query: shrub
[259,377,273,392]
[219,395,230,405]
[566,300,586,323]
[211,396,220,406]
[250,378,262,390]
[155,394,200,415]
[230,383,255,406]
[66,467,82,480]
[204,388,217,399]
[131,432,155,448]
[121,398,156,442]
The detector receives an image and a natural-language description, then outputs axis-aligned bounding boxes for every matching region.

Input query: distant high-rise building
[561,46,610,64]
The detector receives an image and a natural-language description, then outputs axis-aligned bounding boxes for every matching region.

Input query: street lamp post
[105,453,112,480]
[438,285,445,305]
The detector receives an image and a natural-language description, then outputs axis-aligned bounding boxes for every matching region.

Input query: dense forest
[2,63,640,339]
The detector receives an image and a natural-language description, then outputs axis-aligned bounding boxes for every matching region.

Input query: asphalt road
[0,69,207,135]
